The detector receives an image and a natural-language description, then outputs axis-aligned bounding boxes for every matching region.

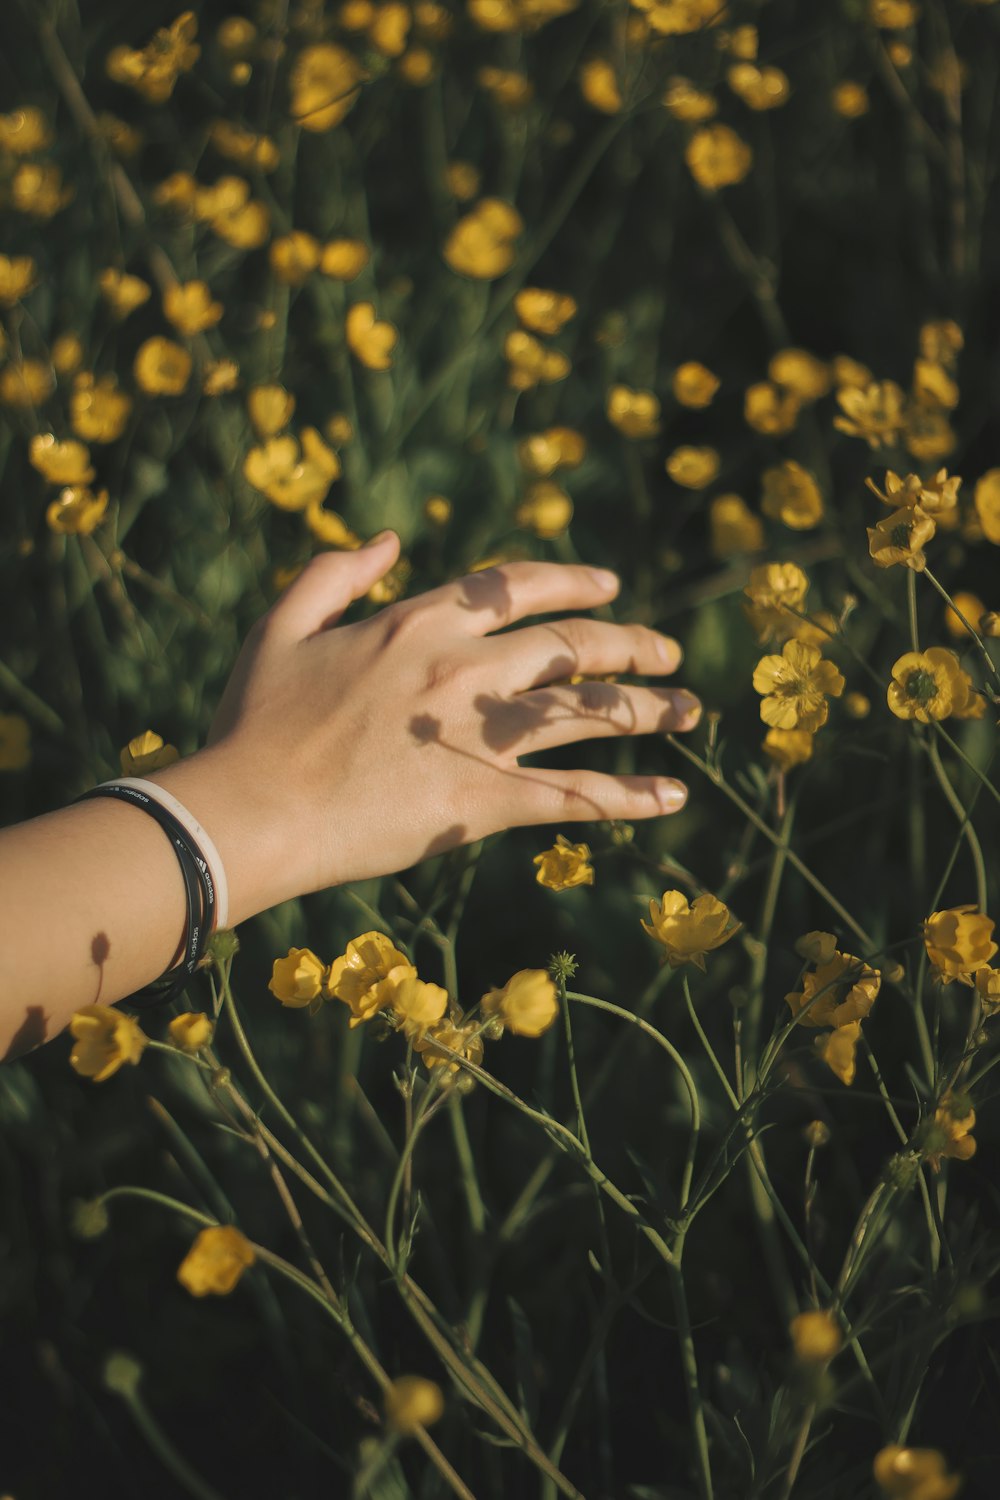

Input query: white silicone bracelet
[98,776,230,932]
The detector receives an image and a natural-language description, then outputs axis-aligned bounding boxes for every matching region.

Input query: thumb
[266,531,401,641]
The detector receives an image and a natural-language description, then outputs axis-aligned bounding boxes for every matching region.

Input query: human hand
[148,533,701,924]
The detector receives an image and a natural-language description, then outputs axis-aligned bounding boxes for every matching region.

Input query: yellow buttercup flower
[607,384,661,439]
[642,891,739,970]
[29,434,95,486]
[168,1012,215,1052]
[975,966,1000,1014]
[12,162,74,218]
[923,906,997,984]
[269,231,322,286]
[289,43,364,130]
[243,429,340,510]
[328,931,413,1026]
[662,77,717,121]
[903,405,956,464]
[769,348,831,401]
[761,461,823,529]
[96,111,144,158]
[120,730,179,775]
[46,486,109,536]
[709,494,763,558]
[0,714,31,772]
[0,254,37,306]
[744,382,800,436]
[834,380,905,447]
[795,931,838,964]
[444,160,480,200]
[209,120,280,172]
[305,499,361,548]
[385,1376,445,1434]
[726,62,790,110]
[913,358,958,410]
[579,57,623,114]
[743,561,809,643]
[477,66,534,107]
[763,727,814,770]
[413,1020,485,1074]
[514,287,577,335]
[369,2,412,56]
[398,47,436,85]
[786,952,881,1027]
[424,494,452,525]
[346,302,398,370]
[248,384,295,437]
[819,1022,861,1085]
[873,1445,960,1500]
[134,337,192,396]
[973,469,1000,543]
[0,105,53,155]
[886,647,974,723]
[533,835,595,891]
[390,975,450,1039]
[202,359,240,395]
[515,482,574,538]
[832,81,870,118]
[665,446,720,489]
[685,124,753,190]
[754,640,845,731]
[69,1005,147,1082]
[673,361,719,408]
[51,333,84,376]
[504,331,570,390]
[866,468,960,517]
[870,0,920,25]
[368,558,412,604]
[325,412,354,446]
[517,427,586,476]
[269,947,329,1010]
[106,11,200,104]
[943,592,985,638]
[867,506,936,570]
[319,239,370,281]
[790,1309,843,1363]
[481,969,559,1036]
[444,199,523,278]
[924,1094,977,1174]
[920,319,963,367]
[177,1225,255,1297]
[0,359,54,408]
[98,268,151,320]
[163,279,223,335]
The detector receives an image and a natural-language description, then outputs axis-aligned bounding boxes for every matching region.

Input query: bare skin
[0,532,700,1060]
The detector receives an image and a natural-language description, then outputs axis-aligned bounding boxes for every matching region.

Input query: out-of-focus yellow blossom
[944,592,985,637]
[46,486,109,536]
[886,648,975,723]
[69,1005,147,1082]
[0,714,31,772]
[717,22,757,56]
[444,160,480,200]
[106,11,200,103]
[177,1225,255,1297]
[515,483,574,538]
[51,334,84,376]
[95,111,144,157]
[973,470,1000,543]
[639,0,729,35]
[975,967,1000,1014]
[533,835,595,890]
[164,279,223,334]
[517,427,586,475]
[205,186,270,249]
[270,231,322,286]
[325,413,354,447]
[477,66,534,107]
[666,446,719,489]
[415,1020,485,1074]
[168,1012,215,1053]
[769,348,831,402]
[727,62,790,109]
[832,353,874,389]
[320,238,370,280]
[469,0,579,31]
[832,81,870,117]
[867,468,960,516]
[269,947,329,1010]
[385,1376,445,1434]
[790,1309,844,1362]
[203,359,239,395]
[368,557,412,604]
[98,268,151,320]
[414,0,453,37]
[290,43,364,130]
[29,435,95,486]
[328,931,413,1026]
[744,561,810,643]
[398,48,437,85]
[673,361,719,408]
[505,330,570,390]
[787,951,881,1027]
[444,198,523,278]
[867,506,936,570]
[0,359,54,408]
[306,499,360,548]
[796,931,838,964]
[346,302,398,370]
[924,906,997,984]
[12,162,73,218]
[709,494,763,557]
[579,57,622,113]
[816,1020,860,1083]
[761,461,824,530]
[0,105,53,155]
[154,170,198,215]
[134,336,192,396]
[514,288,577,335]
[208,120,280,171]
[834,380,905,447]
[870,0,920,25]
[482,969,559,1036]
[217,16,257,54]
[913,358,959,410]
[424,494,452,525]
[662,77,716,121]
[924,1094,977,1174]
[873,1445,961,1499]
[754,640,844,731]
[0,255,37,305]
[745,382,800,436]
[903,405,956,463]
[390,975,450,1040]
[685,124,753,189]
[244,429,340,510]
[120,730,179,775]
[790,610,838,649]
[643,891,739,970]
[248,384,295,437]
[845,691,871,719]
[607,384,661,439]
[920,320,963,368]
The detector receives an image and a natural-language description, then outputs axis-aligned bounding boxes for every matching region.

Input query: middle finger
[484,618,683,691]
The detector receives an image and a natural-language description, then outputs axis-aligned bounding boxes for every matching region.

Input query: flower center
[890,523,911,547]
[904,668,939,704]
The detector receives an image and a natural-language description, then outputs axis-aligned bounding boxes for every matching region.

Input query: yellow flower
[844,691,871,719]
[68,374,130,443]
[662,76,717,122]
[385,1376,445,1434]
[607,384,661,439]
[903,406,956,464]
[481,969,559,1036]
[866,468,960,517]
[873,1446,961,1500]
[217,16,258,54]
[768,348,831,402]
[134,337,192,396]
[368,558,412,604]
[177,1225,255,1297]
[642,891,739,970]
[163,280,223,335]
[0,254,37,305]
[787,952,881,1027]
[913,358,959,410]
[673,361,720,408]
[790,1309,843,1363]
[867,506,936,570]
[579,57,623,113]
[924,1093,977,1174]
[69,1005,147,1082]
[815,1020,862,1084]
[319,239,370,280]
[346,302,398,370]
[29,434,94,486]
[95,112,143,157]
[943,591,985,638]
[685,124,753,190]
[51,333,84,376]
[208,120,280,172]
[168,1012,215,1052]
[975,966,1000,1014]
[270,231,322,286]
[515,482,574,538]
[0,713,31,771]
[203,359,240,395]
[666,446,720,489]
[763,727,814,770]
[424,494,452,525]
[328,931,413,1026]
[98,268,151,320]
[46,486,109,536]
[726,62,790,109]
[244,429,340,510]
[120,730,179,775]
[211,196,270,249]
[533,835,595,891]
[795,931,838,964]
[289,43,364,130]
[0,105,53,155]
[744,382,800,436]
[370,2,412,55]
[832,81,870,117]
[11,162,73,217]
[413,1020,485,1074]
[390,974,450,1039]
[920,320,964,367]
[974,469,1000,543]
[444,199,523,278]
[886,647,974,723]
[0,359,54,408]
[505,331,570,391]
[870,0,920,25]
[709,494,763,558]
[760,461,823,529]
[743,561,809,643]
[248,384,295,437]
[517,427,586,476]
[106,11,200,104]
[477,66,534,107]
[398,47,436,85]
[514,288,577,335]
[834,381,905,447]
[444,160,480,200]
[923,906,997,983]
[269,947,329,1010]
[305,500,361,548]
[754,640,845,732]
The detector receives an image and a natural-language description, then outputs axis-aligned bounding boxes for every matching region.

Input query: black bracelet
[75,783,216,1009]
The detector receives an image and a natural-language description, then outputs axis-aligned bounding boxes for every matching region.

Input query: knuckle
[378,599,428,647]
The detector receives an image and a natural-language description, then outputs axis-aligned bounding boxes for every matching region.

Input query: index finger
[409,561,621,637]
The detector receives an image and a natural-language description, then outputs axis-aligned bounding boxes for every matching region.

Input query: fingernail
[674,690,702,725]
[656,779,688,812]
[655,634,682,668]
[364,529,394,548]
[589,568,619,591]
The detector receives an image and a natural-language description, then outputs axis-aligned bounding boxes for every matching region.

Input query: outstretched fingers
[502,766,688,828]
[404,560,622,637]
[503,682,701,754]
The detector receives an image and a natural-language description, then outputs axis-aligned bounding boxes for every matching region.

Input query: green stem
[669,1243,714,1500]
[922,567,1000,689]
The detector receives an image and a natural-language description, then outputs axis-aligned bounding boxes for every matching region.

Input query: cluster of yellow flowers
[785,933,882,1086]
[68,1006,213,1082]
